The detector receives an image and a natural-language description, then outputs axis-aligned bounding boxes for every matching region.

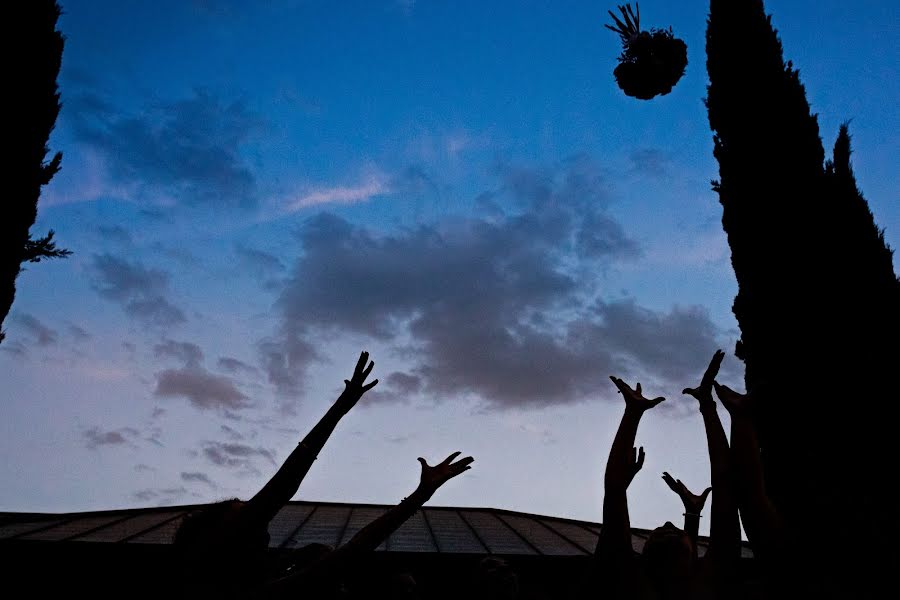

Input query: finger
[700,487,712,501]
[636,447,645,469]
[636,382,642,394]
[651,396,665,406]
[453,456,475,467]
[609,376,625,393]
[362,360,374,379]
[442,451,462,465]
[355,351,368,374]
[417,457,428,469]
[682,387,698,397]
[361,379,379,392]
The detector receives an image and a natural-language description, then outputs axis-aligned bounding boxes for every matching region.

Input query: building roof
[0,500,753,558]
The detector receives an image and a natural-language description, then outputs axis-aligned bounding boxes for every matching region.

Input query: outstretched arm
[244,351,378,525]
[661,472,711,555]
[713,381,783,563]
[683,351,740,567]
[596,377,664,559]
[266,452,473,595]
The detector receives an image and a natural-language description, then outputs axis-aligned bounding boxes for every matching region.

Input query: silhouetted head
[642,521,695,588]
[173,499,271,590]
[475,556,519,600]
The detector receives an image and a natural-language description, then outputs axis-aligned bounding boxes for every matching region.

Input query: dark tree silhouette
[706,0,899,595]
[1,1,70,343]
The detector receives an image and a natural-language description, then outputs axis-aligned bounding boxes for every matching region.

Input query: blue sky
[1,0,897,535]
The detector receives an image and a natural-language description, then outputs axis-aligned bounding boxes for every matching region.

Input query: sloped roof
[0,501,753,558]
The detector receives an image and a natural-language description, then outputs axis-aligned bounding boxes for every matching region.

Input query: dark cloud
[217,356,259,376]
[67,323,92,342]
[0,341,28,358]
[154,367,252,412]
[181,471,217,488]
[220,425,245,440]
[90,254,186,327]
[69,89,260,208]
[361,371,420,406]
[234,244,285,276]
[263,159,732,410]
[201,441,275,471]
[263,159,643,408]
[629,148,672,179]
[97,225,134,246]
[84,426,140,450]
[134,464,155,472]
[150,407,166,419]
[133,487,189,503]
[154,339,204,367]
[14,313,58,346]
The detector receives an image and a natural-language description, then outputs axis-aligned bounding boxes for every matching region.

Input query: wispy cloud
[284,174,389,212]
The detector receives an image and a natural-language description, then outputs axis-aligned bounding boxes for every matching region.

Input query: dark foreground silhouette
[172,351,473,598]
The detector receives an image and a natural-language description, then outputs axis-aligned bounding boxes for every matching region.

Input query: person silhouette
[593,350,741,599]
[265,451,473,597]
[172,351,378,597]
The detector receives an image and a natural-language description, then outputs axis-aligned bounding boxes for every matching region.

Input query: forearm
[343,485,433,554]
[598,408,642,556]
[730,416,782,558]
[697,402,740,564]
[605,409,642,488]
[248,401,348,521]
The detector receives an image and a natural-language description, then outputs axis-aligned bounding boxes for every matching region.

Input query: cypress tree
[706,0,898,594]
[1,1,70,343]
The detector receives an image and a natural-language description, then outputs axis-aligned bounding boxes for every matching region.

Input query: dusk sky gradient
[2,0,897,536]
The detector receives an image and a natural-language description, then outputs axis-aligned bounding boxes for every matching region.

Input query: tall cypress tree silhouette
[1,1,70,343]
[707,0,898,594]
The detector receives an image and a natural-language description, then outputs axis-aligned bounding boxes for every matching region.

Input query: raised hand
[712,381,751,417]
[662,472,711,515]
[417,452,474,493]
[336,351,378,413]
[683,349,725,408]
[609,376,665,413]
[625,446,645,487]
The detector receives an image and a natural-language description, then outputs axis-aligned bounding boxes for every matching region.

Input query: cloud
[154,339,204,367]
[262,158,733,410]
[134,464,156,472]
[90,254,186,327]
[263,159,642,408]
[284,174,389,212]
[0,340,28,358]
[154,367,252,412]
[361,371,420,406]
[217,356,259,376]
[133,487,189,503]
[97,225,134,246]
[234,244,285,275]
[84,426,140,450]
[629,148,672,179]
[181,471,217,488]
[67,323,92,342]
[220,425,245,440]
[68,89,261,208]
[201,441,276,471]
[13,313,58,346]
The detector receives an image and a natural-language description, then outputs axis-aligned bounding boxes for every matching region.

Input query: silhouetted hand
[683,349,725,410]
[625,446,645,487]
[712,381,751,417]
[336,351,378,413]
[662,472,711,515]
[417,452,474,494]
[610,376,665,413]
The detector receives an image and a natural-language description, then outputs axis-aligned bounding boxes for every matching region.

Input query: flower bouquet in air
[605,3,687,100]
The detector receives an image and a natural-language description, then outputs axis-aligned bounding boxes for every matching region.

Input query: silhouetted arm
[596,377,664,560]
[714,382,783,563]
[661,472,710,555]
[243,351,378,526]
[683,351,741,569]
[266,452,473,596]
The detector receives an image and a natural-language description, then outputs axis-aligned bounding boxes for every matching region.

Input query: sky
[1,0,897,536]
